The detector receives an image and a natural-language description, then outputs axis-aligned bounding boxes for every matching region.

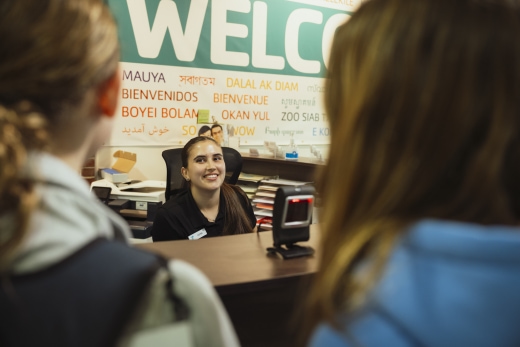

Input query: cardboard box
[111,150,136,172]
[101,150,136,183]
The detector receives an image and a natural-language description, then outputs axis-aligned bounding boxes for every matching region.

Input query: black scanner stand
[267,244,314,259]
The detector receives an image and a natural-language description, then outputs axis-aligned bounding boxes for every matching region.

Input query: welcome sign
[107,0,356,146]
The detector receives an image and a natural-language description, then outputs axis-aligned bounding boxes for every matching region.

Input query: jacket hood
[6,152,131,274]
[363,219,520,347]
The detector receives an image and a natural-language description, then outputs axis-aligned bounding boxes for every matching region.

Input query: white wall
[95,143,329,182]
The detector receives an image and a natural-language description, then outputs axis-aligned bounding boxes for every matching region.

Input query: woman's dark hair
[210,124,223,132]
[198,125,211,136]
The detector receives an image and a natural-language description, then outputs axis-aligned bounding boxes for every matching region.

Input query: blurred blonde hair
[0,0,119,271]
[305,0,520,336]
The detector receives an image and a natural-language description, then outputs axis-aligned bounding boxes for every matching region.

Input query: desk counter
[137,225,320,293]
[137,225,321,347]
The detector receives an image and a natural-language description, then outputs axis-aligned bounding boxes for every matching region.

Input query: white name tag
[188,228,207,240]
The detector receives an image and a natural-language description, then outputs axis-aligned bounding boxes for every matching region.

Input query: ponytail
[0,102,48,272]
[221,183,254,235]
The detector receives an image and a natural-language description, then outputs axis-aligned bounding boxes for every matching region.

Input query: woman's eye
[214,156,223,161]
[195,157,206,163]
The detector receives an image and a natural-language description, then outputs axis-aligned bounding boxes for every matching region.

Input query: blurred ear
[181,167,189,180]
[98,68,120,118]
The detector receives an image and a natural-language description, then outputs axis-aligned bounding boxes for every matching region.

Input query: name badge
[188,228,207,240]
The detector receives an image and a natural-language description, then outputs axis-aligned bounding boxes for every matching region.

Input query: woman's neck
[191,187,220,222]
[191,187,220,209]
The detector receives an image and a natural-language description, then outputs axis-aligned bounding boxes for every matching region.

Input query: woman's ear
[181,167,190,181]
[97,68,121,118]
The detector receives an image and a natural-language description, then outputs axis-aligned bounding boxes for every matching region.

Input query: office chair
[221,147,243,185]
[162,148,184,202]
[162,147,243,201]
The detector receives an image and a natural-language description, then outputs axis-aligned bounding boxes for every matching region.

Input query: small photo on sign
[197,109,210,124]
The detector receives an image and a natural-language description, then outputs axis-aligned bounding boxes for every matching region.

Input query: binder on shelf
[252,197,274,204]
[238,172,277,183]
[251,178,314,231]
[255,191,276,198]
[254,209,273,217]
[261,178,311,186]
[255,203,274,210]
[257,185,279,191]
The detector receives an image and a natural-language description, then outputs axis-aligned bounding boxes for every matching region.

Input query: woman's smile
[204,172,219,180]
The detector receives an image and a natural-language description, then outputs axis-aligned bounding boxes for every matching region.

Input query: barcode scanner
[267,185,315,259]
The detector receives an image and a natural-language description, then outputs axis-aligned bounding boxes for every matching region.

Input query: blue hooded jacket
[308,219,520,347]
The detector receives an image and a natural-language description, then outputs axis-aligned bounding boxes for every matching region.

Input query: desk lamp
[267,185,315,259]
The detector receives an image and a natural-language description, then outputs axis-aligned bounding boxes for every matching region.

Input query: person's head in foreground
[0,2,241,346]
[305,0,520,346]
[0,0,120,271]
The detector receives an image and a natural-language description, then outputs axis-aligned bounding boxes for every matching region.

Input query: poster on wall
[107,0,357,147]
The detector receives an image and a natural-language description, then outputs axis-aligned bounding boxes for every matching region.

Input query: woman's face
[182,140,226,193]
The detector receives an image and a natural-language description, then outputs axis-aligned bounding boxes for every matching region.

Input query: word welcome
[123,0,350,76]
[122,89,198,101]
[214,93,269,105]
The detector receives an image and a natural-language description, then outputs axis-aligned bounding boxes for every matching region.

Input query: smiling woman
[151,136,257,241]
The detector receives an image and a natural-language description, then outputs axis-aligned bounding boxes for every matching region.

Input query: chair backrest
[162,148,185,202]
[222,147,243,185]
[162,147,243,201]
